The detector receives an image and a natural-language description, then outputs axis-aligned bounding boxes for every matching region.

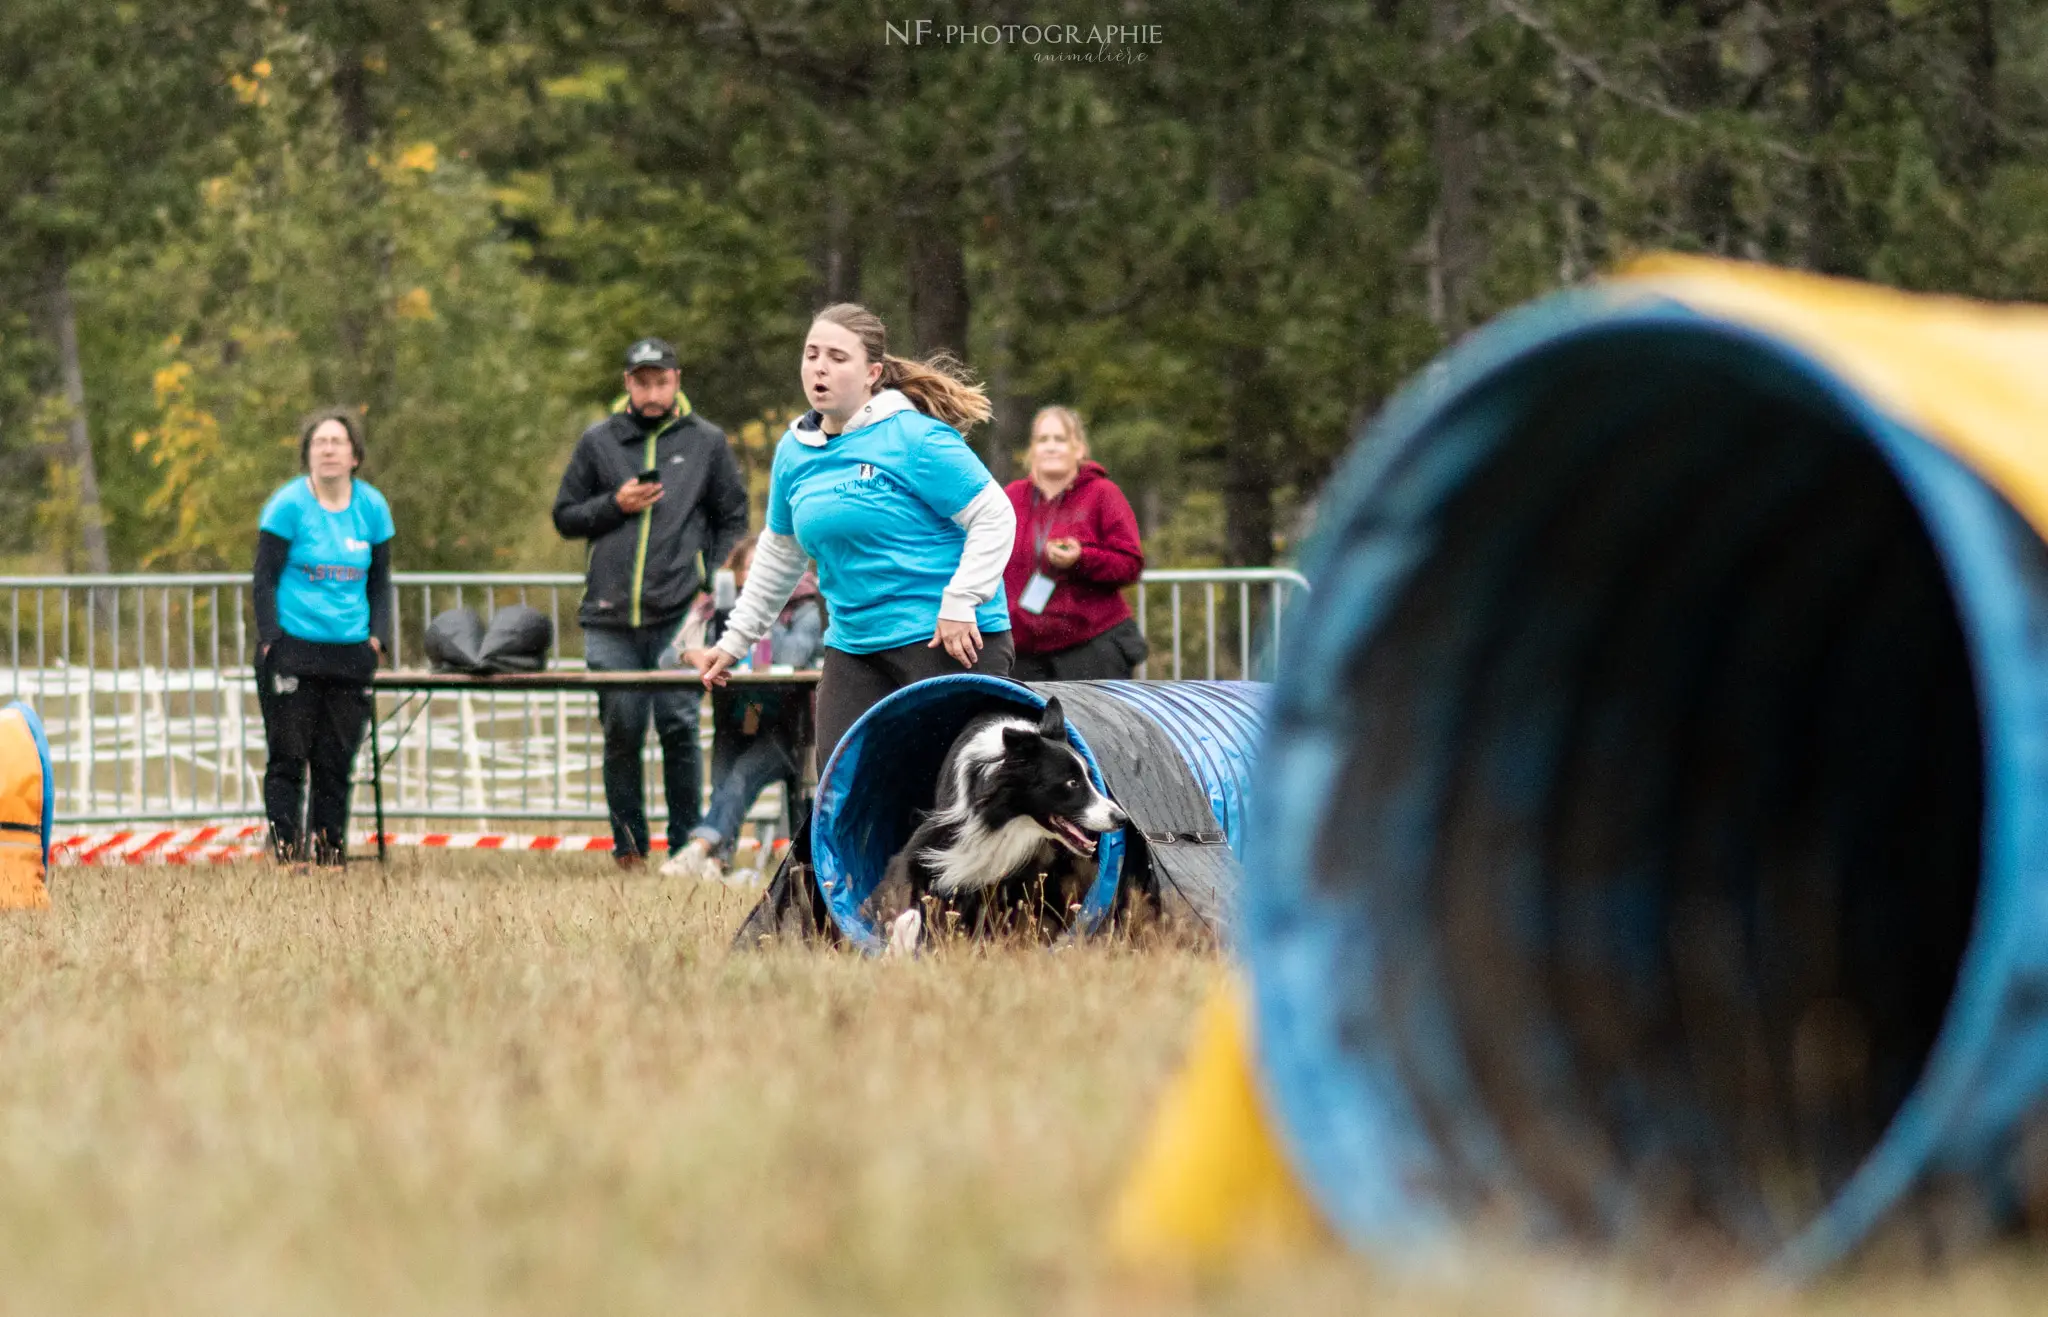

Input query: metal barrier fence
[0,568,1306,826]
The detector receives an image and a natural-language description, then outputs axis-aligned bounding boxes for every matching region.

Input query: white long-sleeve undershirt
[939,482,1016,623]
[711,529,808,662]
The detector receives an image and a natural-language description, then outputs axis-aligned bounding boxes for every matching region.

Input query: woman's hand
[930,618,984,668]
[693,647,737,688]
[1045,537,1082,570]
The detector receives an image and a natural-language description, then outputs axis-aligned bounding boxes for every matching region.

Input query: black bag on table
[424,606,553,674]
[423,609,485,672]
[478,605,552,672]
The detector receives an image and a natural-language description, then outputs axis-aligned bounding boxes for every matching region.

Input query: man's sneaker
[658,838,724,882]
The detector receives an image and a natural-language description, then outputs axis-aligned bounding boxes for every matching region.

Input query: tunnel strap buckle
[1143,829,1228,846]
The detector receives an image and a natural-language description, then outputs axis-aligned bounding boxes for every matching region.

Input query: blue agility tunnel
[1240,259,2048,1273]
[810,675,1265,952]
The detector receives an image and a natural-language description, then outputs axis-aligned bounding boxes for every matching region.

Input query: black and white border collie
[866,697,1127,954]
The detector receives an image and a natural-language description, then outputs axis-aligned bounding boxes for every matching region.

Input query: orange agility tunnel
[0,701,53,910]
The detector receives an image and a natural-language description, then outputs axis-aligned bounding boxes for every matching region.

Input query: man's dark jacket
[553,406,749,630]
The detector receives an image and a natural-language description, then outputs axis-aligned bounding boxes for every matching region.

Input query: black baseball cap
[623,337,678,372]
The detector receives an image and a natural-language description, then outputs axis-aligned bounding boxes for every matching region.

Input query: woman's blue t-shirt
[767,411,1009,653]
[258,478,395,645]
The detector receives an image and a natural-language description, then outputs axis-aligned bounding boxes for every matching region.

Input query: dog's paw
[887,908,923,958]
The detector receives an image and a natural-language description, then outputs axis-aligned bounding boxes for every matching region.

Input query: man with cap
[553,337,749,871]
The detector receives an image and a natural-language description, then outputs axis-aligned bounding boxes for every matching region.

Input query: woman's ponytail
[812,302,994,433]
[877,352,993,433]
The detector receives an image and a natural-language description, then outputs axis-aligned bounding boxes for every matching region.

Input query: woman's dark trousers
[258,656,371,865]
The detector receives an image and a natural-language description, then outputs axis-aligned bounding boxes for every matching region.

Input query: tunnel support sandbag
[1148,257,2048,1276]
[731,818,829,947]
[1111,984,1332,1266]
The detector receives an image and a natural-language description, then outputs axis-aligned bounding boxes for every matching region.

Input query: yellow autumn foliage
[133,358,224,561]
[151,361,192,405]
[227,70,269,107]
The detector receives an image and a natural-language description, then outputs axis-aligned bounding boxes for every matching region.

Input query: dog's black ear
[1002,724,1039,755]
[1038,696,1066,741]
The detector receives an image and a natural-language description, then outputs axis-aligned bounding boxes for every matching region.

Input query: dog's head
[996,697,1128,857]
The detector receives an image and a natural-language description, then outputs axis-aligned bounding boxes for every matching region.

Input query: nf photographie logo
[885,19,1164,50]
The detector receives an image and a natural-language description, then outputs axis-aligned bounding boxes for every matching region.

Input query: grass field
[1,858,2045,1315]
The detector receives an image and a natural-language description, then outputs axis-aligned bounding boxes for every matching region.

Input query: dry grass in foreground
[0,858,2043,1316]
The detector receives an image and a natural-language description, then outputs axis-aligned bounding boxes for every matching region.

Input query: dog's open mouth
[1046,815,1098,857]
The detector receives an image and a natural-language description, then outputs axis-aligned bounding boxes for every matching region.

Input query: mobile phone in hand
[636,468,662,485]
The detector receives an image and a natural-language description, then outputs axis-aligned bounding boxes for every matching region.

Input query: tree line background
[3,0,2044,576]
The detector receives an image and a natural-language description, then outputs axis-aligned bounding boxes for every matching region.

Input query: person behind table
[1003,406,1148,680]
[553,337,749,873]
[252,407,394,867]
[665,533,825,882]
[682,303,1016,764]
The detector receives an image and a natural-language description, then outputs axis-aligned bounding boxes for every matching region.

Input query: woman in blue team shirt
[685,302,1016,763]
[252,408,395,866]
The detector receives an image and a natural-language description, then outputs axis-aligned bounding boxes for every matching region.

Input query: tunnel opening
[809,676,1129,949]
[1308,324,1985,1259]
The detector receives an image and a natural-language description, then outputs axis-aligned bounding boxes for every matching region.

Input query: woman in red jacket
[1004,406,1149,680]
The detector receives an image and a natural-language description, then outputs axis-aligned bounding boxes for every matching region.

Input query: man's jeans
[583,621,701,858]
[690,728,800,860]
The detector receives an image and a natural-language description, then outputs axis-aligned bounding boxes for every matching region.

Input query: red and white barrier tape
[51,827,791,867]
[52,824,269,866]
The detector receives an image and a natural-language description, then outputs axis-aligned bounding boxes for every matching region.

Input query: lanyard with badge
[1017,490,1060,615]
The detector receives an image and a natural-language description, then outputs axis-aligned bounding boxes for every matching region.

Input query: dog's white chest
[926,817,1054,895]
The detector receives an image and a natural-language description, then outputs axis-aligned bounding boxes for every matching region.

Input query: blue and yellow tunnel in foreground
[1117,256,2048,1274]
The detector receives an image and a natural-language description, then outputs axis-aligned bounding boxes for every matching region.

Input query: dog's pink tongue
[1053,817,1097,855]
